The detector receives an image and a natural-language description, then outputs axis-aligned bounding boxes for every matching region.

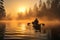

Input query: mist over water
[0,20,60,40]
[0,21,40,40]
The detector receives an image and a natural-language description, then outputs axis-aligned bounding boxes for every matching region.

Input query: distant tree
[38,2,47,18]
[6,14,12,20]
[28,8,33,17]
[0,8,6,20]
[41,2,47,11]
[23,8,33,19]
[36,0,60,20]
[0,0,6,20]
[51,0,59,10]
[39,0,42,9]
[33,3,39,17]
[17,13,23,20]
[46,0,51,9]
[51,0,60,19]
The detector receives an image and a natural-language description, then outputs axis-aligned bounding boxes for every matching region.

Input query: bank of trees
[7,0,60,20]
[37,0,60,20]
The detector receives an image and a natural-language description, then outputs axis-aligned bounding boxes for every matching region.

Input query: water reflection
[0,21,47,40]
[3,21,36,39]
[5,22,34,34]
[19,24,26,31]
[0,22,6,40]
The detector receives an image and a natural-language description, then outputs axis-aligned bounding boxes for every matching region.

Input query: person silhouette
[32,18,41,32]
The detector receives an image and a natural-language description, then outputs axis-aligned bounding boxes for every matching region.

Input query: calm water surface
[0,21,47,40]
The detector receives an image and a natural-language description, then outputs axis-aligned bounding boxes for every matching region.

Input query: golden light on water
[20,24,26,31]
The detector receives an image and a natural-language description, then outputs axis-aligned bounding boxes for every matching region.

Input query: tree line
[6,0,60,20]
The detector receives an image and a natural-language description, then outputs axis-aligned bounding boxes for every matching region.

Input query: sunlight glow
[18,7,26,13]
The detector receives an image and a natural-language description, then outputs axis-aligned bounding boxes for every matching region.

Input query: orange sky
[4,0,40,15]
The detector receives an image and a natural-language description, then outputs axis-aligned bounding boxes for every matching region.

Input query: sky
[4,0,39,15]
[2,0,60,24]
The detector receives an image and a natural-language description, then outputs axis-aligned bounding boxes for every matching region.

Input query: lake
[0,21,48,40]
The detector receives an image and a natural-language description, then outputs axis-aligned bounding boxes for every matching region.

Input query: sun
[18,7,26,13]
